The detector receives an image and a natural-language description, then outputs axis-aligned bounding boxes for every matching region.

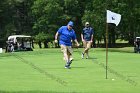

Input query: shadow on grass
[79,57,97,61]
[72,57,97,62]
[72,66,86,69]
[0,53,13,57]
[0,49,61,57]
[99,48,134,53]
[87,57,97,60]
[0,91,79,93]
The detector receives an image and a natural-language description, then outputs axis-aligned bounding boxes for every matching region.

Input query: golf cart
[6,35,33,52]
[134,37,140,53]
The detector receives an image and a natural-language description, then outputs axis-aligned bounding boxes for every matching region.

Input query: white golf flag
[0,48,2,53]
[107,10,121,26]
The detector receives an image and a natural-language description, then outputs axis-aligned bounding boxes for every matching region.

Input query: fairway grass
[0,48,139,93]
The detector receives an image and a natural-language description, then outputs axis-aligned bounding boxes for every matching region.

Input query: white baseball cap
[85,22,89,25]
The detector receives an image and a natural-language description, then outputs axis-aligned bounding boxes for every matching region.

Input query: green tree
[1,0,140,48]
[82,0,106,47]
[118,0,140,44]
[82,0,140,47]
[31,0,82,40]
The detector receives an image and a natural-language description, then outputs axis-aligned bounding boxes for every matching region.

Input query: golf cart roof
[8,35,31,40]
[8,35,31,43]
[136,37,140,39]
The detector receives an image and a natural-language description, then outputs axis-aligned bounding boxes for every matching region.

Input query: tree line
[0,0,140,47]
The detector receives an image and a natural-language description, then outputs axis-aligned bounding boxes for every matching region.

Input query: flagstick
[105,0,108,79]
[106,23,108,79]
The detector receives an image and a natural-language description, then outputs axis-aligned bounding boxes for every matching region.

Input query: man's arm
[55,32,59,43]
[74,39,80,47]
[90,28,94,42]
[81,34,84,42]
[90,34,93,42]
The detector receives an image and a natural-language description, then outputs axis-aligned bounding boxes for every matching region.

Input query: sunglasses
[69,25,73,27]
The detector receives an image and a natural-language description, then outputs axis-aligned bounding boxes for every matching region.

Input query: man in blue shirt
[81,22,94,59]
[55,21,80,69]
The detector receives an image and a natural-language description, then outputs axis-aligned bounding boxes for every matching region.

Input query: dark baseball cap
[68,21,74,27]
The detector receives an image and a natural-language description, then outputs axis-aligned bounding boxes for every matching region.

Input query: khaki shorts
[83,41,92,49]
[60,44,73,55]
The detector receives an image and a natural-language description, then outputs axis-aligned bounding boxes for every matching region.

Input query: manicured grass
[0,48,139,93]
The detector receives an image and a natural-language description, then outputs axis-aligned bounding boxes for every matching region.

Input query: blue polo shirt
[82,27,94,41]
[57,26,76,46]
